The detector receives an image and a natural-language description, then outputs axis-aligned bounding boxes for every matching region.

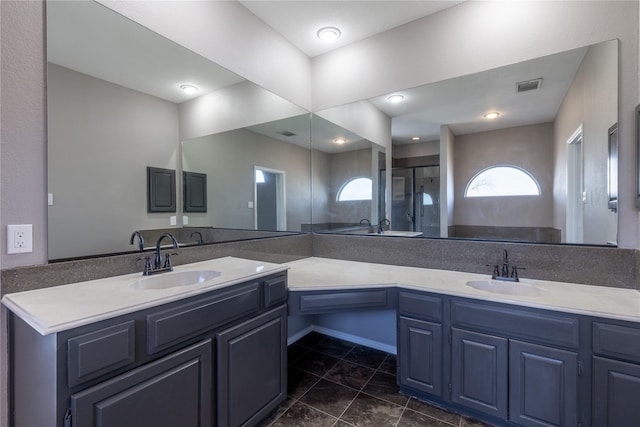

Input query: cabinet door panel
[71,339,212,427]
[593,356,640,426]
[451,328,508,419]
[509,340,577,427]
[398,317,442,397]
[217,306,287,427]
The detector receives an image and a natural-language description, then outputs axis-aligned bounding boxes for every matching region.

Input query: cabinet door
[398,316,443,397]
[217,306,287,427]
[509,340,578,427]
[451,328,508,419]
[71,339,212,427]
[593,356,640,426]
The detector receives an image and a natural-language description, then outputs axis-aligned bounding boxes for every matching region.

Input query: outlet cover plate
[7,224,33,254]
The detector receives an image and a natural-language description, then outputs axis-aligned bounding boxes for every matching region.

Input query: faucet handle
[511,266,525,281]
[138,256,152,275]
[163,253,177,270]
[486,264,500,279]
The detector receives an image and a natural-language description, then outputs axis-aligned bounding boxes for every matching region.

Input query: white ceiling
[238,0,464,57]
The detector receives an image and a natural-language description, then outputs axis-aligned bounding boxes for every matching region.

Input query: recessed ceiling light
[180,84,198,95]
[412,136,421,141]
[483,111,500,119]
[317,26,341,42]
[333,137,347,145]
[387,94,404,103]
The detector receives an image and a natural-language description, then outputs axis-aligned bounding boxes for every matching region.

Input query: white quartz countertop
[286,257,640,322]
[2,256,287,335]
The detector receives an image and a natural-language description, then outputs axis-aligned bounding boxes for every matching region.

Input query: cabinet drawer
[451,300,579,349]
[147,283,260,354]
[398,291,442,322]
[593,322,640,363]
[264,275,287,308]
[67,320,136,387]
[297,289,388,313]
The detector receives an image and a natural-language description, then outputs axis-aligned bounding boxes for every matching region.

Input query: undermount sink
[466,279,541,297]
[130,270,222,290]
[370,231,424,237]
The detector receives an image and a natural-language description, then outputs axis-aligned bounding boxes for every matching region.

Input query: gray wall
[47,64,180,259]
[554,41,618,245]
[328,148,374,224]
[182,128,311,231]
[453,123,554,228]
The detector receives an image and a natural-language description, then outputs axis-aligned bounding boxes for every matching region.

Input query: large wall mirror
[317,39,618,246]
[46,1,310,260]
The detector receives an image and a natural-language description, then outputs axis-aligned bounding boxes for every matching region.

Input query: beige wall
[182,128,311,231]
[48,64,180,259]
[554,41,618,245]
[453,123,554,228]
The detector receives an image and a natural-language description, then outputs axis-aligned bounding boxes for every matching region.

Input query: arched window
[337,177,372,201]
[422,193,434,205]
[465,165,540,198]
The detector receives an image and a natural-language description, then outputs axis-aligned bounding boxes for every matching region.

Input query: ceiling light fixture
[483,111,500,119]
[412,136,421,141]
[387,94,404,103]
[180,84,198,95]
[334,138,347,145]
[317,26,341,42]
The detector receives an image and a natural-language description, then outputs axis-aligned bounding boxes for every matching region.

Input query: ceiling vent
[516,78,543,93]
[277,130,296,137]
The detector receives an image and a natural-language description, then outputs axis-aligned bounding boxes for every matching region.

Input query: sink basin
[130,270,221,290]
[370,231,424,237]
[466,280,541,297]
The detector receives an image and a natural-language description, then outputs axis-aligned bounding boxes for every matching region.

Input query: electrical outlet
[7,224,33,254]
[170,216,177,226]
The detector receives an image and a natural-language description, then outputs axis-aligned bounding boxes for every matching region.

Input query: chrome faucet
[378,219,391,234]
[129,231,145,251]
[140,233,179,276]
[489,249,523,282]
[190,231,204,245]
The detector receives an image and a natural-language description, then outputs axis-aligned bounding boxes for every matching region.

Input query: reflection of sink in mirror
[466,280,541,297]
[371,231,424,237]
[130,270,221,290]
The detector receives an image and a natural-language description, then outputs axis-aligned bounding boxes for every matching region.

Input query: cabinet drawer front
[451,300,579,349]
[593,322,640,363]
[298,289,388,313]
[147,283,260,354]
[398,291,442,322]
[264,275,287,308]
[67,320,136,387]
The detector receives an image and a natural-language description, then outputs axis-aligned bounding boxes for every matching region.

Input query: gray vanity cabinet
[217,305,287,427]
[397,291,444,398]
[451,328,508,419]
[70,339,213,427]
[9,272,288,427]
[592,321,640,426]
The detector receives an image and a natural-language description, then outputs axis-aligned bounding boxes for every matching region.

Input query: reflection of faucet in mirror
[190,231,204,245]
[140,233,179,276]
[129,231,144,252]
[359,219,373,233]
[378,219,391,234]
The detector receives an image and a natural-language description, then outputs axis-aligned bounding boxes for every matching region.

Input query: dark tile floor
[259,332,494,427]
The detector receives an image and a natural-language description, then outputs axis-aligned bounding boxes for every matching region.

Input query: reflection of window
[465,165,540,198]
[337,177,372,201]
[255,170,265,183]
[422,193,434,205]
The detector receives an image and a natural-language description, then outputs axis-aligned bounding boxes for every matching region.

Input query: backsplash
[312,234,638,290]
[2,233,638,295]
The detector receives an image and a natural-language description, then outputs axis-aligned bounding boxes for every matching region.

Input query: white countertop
[286,257,640,322]
[4,256,640,336]
[2,257,287,335]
